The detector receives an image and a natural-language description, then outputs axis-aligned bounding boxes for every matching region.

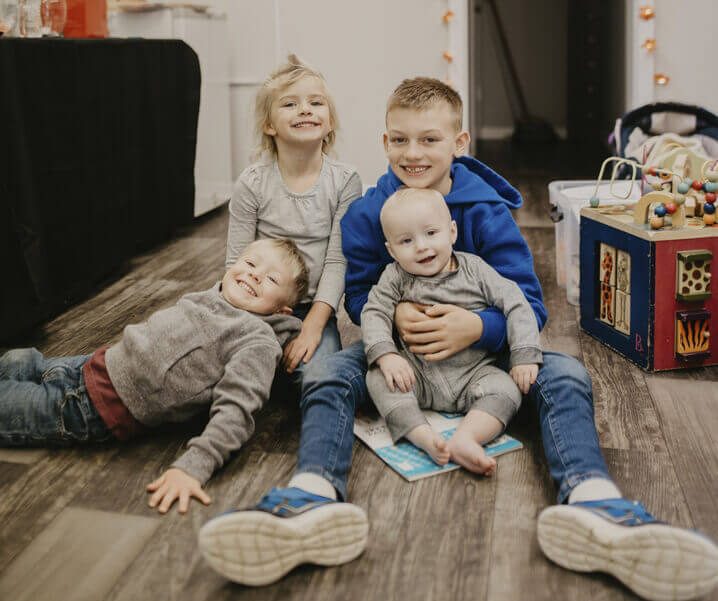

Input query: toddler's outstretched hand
[146,468,211,515]
[510,363,538,394]
[376,352,415,393]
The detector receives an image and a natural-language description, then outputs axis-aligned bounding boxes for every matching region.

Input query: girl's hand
[283,322,323,373]
[376,353,415,393]
[146,468,211,515]
[509,363,539,394]
[402,304,484,361]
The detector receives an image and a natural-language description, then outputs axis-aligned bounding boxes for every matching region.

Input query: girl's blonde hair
[253,54,339,161]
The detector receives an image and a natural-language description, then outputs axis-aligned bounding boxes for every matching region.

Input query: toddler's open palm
[146,468,211,515]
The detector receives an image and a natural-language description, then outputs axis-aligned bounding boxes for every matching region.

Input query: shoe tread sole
[537,505,718,601]
[199,503,369,586]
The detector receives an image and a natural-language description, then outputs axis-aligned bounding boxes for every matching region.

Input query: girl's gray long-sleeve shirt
[362,251,543,370]
[225,156,362,310]
[105,284,301,484]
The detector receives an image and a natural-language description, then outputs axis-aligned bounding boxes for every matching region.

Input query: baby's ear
[450,220,458,244]
[385,241,397,261]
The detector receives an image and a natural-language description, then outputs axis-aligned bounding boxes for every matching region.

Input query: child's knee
[0,348,42,378]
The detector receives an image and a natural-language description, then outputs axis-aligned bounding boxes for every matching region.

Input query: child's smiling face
[221,240,295,315]
[382,189,457,277]
[264,76,333,147]
[383,103,469,197]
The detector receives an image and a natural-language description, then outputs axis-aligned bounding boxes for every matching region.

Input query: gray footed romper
[361,251,543,442]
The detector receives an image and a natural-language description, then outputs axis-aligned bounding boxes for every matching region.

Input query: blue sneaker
[538,499,718,601]
[198,487,368,586]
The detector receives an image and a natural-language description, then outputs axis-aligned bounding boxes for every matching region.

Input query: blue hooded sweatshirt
[341,156,547,352]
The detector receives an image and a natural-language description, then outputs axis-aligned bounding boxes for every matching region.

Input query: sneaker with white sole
[537,498,718,601]
[198,487,369,586]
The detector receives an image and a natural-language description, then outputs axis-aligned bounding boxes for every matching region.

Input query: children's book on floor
[353,407,523,481]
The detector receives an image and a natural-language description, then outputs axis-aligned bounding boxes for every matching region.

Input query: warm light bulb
[442,10,454,23]
[642,38,656,52]
[442,50,454,63]
[639,5,655,19]
[654,74,669,85]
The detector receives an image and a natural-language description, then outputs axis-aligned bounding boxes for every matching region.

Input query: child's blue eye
[391,137,406,144]
[425,138,437,143]
[282,102,295,108]
[427,230,436,236]
[401,238,411,244]
[311,101,324,106]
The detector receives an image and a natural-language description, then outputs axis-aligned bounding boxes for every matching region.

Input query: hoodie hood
[374,155,522,210]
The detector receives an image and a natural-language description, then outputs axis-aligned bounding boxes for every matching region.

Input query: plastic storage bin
[549,180,642,305]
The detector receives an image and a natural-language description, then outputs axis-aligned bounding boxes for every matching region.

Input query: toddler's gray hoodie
[105,284,301,484]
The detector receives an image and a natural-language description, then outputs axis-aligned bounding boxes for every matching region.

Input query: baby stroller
[609,102,718,179]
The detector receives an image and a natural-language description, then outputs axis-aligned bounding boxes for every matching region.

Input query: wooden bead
[705,192,717,203]
[654,204,667,217]
[589,196,600,208]
[650,215,664,229]
[692,180,703,190]
[664,202,677,214]
[704,202,716,215]
[677,182,690,194]
[705,182,717,193]
[704,213,716,225]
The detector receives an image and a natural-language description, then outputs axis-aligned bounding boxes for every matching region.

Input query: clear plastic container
[549,180,642,305]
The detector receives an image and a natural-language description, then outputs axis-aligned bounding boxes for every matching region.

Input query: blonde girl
[225,54,362,377]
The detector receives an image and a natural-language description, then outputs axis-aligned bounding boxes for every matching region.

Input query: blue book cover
[354,408,523,481]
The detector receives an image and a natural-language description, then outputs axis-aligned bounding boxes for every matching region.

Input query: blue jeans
[0,348,113,446]
[287,304,343,389]
[298,341,610,502]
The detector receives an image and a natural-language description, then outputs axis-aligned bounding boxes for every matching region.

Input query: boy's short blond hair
[267,238,309,305]
[253,54,338,161]
[386,77,463,131]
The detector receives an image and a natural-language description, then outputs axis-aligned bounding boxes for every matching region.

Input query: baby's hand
[146,468,211,514]
[376,353,415,393]
[509,363,539,394]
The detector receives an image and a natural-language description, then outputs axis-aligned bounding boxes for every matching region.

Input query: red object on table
[64,0,107,38]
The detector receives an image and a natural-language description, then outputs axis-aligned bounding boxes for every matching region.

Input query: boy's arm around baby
[467,254,542,367]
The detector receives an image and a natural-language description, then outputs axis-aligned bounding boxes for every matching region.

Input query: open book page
[354,407,523,482]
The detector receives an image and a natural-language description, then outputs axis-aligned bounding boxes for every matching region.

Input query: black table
[1,38,200,341]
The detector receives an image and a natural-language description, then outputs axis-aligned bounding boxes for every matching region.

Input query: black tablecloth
[1,38,200,341]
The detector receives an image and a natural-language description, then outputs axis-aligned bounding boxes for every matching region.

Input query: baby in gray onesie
[361,188,542,474]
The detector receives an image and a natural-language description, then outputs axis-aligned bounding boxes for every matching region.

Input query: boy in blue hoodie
[200,78,718,601]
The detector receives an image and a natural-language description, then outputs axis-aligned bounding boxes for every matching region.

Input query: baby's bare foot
[448,432,497,476]
[407,424,451,466]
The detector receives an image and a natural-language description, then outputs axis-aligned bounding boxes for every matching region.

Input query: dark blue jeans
[0,348,113,446]
[297,341,611,502]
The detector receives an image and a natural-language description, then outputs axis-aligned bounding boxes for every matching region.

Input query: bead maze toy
[579,156,717,371]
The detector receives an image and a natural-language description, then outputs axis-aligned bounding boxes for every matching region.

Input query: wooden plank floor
[2,152,718,600]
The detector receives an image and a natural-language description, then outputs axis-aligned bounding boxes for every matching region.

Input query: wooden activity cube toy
[580,207,715,371]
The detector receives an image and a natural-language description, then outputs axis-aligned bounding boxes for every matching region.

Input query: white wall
[625,0,718,113]
[218,0,469,187]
